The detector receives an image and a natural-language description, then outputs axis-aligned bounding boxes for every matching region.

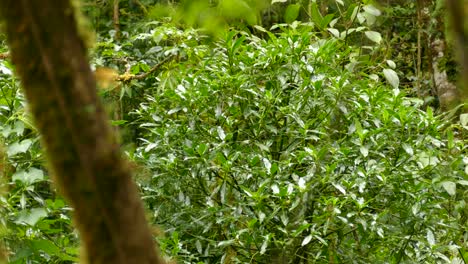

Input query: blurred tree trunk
[428,1,460,110]
[0,1,165,263]
[446,0,468,105]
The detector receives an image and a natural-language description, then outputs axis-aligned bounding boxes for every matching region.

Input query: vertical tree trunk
[446,0,468,102]
[0,1,165,263]
[114,0,121,40]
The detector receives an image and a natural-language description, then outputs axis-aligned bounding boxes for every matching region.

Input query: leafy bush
[0,13,466,263]
[132,23,467,263]
[0,55,78,263]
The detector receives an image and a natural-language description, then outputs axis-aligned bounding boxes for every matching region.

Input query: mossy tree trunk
[0,1,165,263]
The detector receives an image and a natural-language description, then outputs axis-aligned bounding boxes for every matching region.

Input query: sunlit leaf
[12,168,44,185]
[363,5,381,16]
[402,143,413,155]
[365,31,382,44]
[426,230,435,246]
[460,113,468,129]
[217,240,235,247]
[271,184,279,194]
[217,126,226,140]
[7,139,33,156]
[360,146,369,157]
[441,181,456,196]
[263,158,272,174]
[386,60,396,69]
[196,240,203,254]
[328,28,340,38]
[301,235,312,246]
[458,180,468,186]
[383,68,399,89]
[333,183,346,195]
[298,177,306,190]
[15,208,47,226]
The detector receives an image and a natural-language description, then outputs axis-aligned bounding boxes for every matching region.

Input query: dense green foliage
[0,1,467,263]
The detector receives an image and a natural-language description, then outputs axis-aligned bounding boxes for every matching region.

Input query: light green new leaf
[284,4,301,23]
[310,2,323,26]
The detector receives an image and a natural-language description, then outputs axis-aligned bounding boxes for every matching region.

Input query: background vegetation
[1,0,467,263]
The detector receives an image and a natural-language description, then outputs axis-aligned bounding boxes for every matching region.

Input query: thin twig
[116,55,174,82]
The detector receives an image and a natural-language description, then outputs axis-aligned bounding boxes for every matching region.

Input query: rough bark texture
[0,1,164,263]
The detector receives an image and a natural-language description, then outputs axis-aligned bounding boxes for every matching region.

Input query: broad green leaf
[310,2,323,26]
[365,31,382,44]
[15,208,48,226]
[219,0,256,25]
[460,113,468,129]
[197,143,208,155]
[12,168,44,185]
[30,239,60,255]
[7,139,33,156]
[441,181,456,196]
[383,68,399,89]
[321,14,335,29]
[284,4,301,23]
